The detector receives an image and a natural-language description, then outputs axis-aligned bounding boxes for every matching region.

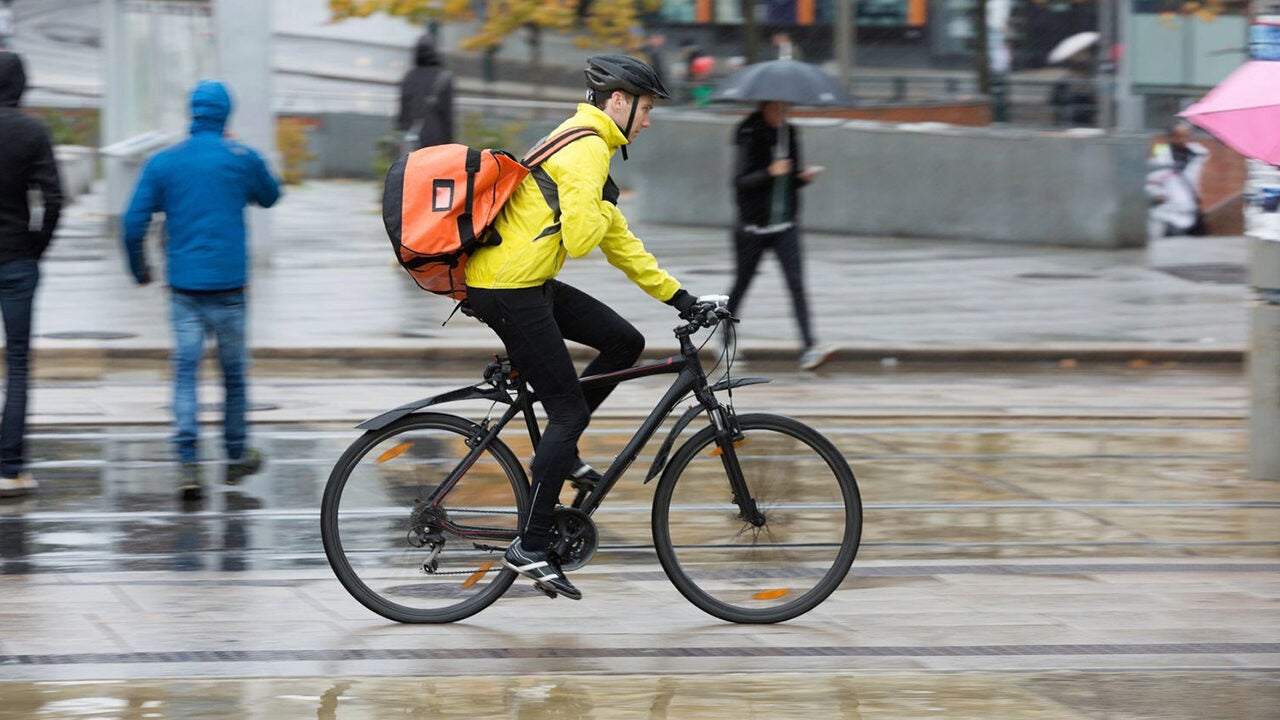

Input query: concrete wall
[292,113,390,180]
[290,112,645,190]
[282,108,1151,247]
[629,114,1152,248]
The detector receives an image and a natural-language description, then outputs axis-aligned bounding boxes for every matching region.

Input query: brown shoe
[0,473,38,498]
[225,449,265,485]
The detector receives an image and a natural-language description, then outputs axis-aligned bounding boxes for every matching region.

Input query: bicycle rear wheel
[652,413,861,623]
[321,412,528,623]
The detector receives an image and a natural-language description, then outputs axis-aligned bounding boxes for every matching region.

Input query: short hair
[588,88,621,110]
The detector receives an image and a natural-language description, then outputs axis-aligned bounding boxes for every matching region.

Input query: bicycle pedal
[533,581,558,599]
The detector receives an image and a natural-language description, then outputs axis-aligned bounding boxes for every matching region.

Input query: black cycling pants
[467,280,644,550]
[727,225,814,349]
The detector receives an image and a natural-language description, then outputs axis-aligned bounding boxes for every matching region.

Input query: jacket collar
[569,103,629,151]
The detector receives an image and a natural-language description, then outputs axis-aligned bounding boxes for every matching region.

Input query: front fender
[644,376,771,483]
[356,384,512,431]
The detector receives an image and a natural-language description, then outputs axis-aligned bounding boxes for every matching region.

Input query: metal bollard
[1247,159,1280,481]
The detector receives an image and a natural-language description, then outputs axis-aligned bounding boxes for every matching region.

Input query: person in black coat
[397,33,454,151]
[0,51,61,497]
[727,101,831,371]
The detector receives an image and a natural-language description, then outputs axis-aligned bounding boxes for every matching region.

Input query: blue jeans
[170,289,249,464]
[0,259,39,478]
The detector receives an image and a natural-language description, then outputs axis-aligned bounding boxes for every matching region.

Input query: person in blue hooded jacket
[123,79,281,502]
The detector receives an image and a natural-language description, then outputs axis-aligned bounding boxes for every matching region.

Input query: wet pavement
[0,180,1275,716]
[1,672,1278,719]
[0,364,1276,718]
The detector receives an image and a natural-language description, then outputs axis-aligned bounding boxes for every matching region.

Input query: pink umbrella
[1180,61,1280,165]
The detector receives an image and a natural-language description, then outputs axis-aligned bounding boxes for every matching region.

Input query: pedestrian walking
[396,33,454,154]
[0,51,62,498]
[122,79,281,502]
[1048,53,1097,127]
[640,32,668,86]
[466,55,702,600]
[726,100,832,371]
[1146,120,1210,238]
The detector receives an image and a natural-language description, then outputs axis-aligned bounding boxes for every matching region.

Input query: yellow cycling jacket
[464,103,682,302]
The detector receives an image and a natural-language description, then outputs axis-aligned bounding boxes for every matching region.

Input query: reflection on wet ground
[1,671,1277,720]
[1,414,1276,714]
[0,417,1269,574]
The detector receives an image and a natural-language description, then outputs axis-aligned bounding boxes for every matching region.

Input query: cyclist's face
[606,92,655,142]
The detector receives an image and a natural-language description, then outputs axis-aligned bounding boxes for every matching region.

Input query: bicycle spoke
[322,414,527,623]
[653,414,861,623]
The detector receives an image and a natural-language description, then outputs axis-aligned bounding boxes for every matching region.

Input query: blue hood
[190,80,232,134]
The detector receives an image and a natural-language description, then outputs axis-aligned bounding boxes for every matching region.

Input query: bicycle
[320,296,862,624]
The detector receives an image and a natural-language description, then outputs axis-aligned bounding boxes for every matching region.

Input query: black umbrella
[711,59,854,107]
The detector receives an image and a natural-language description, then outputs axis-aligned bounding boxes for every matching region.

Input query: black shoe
[225,449,265,485]
[502,538,582,601]
[569,461,602,490]
[568,462,602,507]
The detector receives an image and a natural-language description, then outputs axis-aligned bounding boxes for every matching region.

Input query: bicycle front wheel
[652,413,861,623]
[321,412,528,623]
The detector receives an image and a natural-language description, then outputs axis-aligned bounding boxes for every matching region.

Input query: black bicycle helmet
[585,54,668,160]
[585,54,670,101]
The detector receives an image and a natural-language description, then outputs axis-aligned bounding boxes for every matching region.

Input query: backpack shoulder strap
[522,127,600,168]
[520,127,602,226]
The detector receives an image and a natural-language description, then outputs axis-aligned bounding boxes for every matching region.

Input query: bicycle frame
[355,324,771,524]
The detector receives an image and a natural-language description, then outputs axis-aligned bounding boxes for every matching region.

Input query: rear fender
[356,385,512,431]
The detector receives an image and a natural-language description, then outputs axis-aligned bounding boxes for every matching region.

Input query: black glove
[665,289,698,317]
[602,175,620,205]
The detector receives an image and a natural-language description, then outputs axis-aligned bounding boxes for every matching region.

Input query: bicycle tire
[321,412,529,623]
[651,413,861,623]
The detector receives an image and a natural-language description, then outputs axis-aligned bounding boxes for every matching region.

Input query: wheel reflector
[752,588,790,600]
[710,439,745,457]
[462,561,494,588]
[376,442,412,464]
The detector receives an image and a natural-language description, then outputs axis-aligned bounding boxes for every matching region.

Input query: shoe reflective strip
[510,562,562,582]
[511,560,550,573]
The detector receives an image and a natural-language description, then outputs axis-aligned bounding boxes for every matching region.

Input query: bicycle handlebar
[676,294,734,335]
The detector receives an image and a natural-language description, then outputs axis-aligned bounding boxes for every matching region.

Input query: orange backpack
[382,127,600,300]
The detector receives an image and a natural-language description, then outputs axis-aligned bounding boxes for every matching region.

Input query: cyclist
[465,54,700,600]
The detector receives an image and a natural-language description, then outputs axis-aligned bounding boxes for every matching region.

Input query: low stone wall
[629,114,1152,248]
[792,100,993,127]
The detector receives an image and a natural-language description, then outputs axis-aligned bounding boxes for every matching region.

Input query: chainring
[549,506,598,571]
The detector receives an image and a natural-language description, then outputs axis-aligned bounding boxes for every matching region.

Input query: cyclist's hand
[665,289,699,318]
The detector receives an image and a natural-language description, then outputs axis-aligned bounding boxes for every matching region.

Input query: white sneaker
[799,345,837,371]
[0,473,38,498]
